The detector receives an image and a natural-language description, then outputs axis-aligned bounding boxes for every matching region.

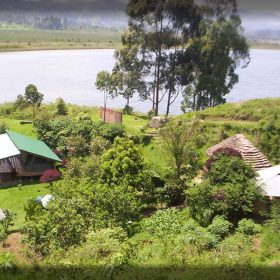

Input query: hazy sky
[0,0,279,12]
[0,0,127,12]
[1,0,280,32]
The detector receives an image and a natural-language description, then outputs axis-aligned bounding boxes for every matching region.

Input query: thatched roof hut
[207,134,271,171]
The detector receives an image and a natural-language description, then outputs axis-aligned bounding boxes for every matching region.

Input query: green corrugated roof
[7,130,62,162]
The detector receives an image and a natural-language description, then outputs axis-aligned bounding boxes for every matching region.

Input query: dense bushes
[93,122,126,143]
[138,209,234,251]
[2,99,278,276]
[39,169,61,184]
[24,138,155,254]
[0,209,15,246]
[160,120,202,206]
[97,138,154,228]
[259,200,280,261]
[181,219,219,250]
[207,216,232,240]
[0,253,15,270]
[139,208,188,236]
[206,153,256,185]
[186,155,262,226]
[237,219,262,236]
[24,179,95,255]
[33,113,125,157]
[0,121,9,134]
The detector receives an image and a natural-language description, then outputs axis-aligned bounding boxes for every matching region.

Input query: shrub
[97,138,154,228]
[34,114,93,153]
[100,123,126,142]
[123,105,134,115]
[259,201,280,260]
[66,135,89,157]
[90,136,110,156]
[63,157,101,182]
[99,137,152,197]
[139,208,189,236]
[0,210,15,246]
[160,120,201,206]
[186,155,262,226]
[49,227,130,272]
[206,154,256,186]
[24,180,95,255]
[40,169,61,184]
[0,253,15,270]
[207,216,232,239]
[217,232,254,265]
[55,97,68,115]
[237,219,262,236]
[147,109,155,118]
[0,121,8,134]
[181,219,218,250]
[206,147,242,170]
[88,227,128,256]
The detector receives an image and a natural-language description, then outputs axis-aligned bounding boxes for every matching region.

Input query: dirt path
[0,232,27,261]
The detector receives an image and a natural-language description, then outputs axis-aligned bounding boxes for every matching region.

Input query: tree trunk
[166,88,172,116]
[154,17,163,117]
[166,55,176,116]
[152,65,157,111]
[103,93,107,122]
[192,93,196,111]
[155,49,161,116]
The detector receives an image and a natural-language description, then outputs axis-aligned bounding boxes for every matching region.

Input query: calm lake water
[0,49,280,114]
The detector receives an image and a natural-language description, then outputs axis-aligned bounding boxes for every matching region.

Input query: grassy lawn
[0,118,35,137]
[0,182,50,230]
[123,114,149,135]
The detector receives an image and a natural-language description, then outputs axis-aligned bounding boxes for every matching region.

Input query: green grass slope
[1,98,280,231]
[0,183,49,230]
[180,98,280,164]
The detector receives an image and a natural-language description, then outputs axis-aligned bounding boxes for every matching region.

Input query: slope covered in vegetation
[0,98,280,280]
[180,98,280,165]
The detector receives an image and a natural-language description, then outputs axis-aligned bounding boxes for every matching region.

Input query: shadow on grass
[0,179,41,190]
[1,264,280,280]
[135,114,151,121]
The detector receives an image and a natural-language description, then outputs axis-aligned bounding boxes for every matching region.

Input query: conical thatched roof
[207,134,272,171]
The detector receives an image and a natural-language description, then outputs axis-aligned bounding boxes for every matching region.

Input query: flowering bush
[40,169,61,184]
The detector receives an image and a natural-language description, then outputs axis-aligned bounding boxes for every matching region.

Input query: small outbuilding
[100,107,122,124]
[0,130,61,184]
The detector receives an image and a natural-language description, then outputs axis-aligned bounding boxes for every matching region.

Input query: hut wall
[17,153,53,176]
[100,107,123,124]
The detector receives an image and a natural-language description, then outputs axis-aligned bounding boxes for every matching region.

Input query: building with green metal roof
[0,130,61,183]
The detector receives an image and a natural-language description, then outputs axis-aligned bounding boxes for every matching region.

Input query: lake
[0,48,280,115]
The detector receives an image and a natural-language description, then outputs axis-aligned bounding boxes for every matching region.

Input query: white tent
[257,165,280,197]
